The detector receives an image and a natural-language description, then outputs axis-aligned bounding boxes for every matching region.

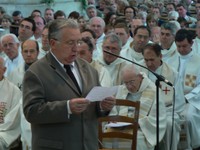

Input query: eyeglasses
[124,80,135,86]
[54,39,82,47]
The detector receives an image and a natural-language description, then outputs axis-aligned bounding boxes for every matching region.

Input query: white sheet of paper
[105,122,132,128]
[86,86,118,101]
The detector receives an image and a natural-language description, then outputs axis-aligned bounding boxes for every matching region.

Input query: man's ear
[160,53,162,59]
[190,40,193,46]
[49,39,57,49]
[3,67,6,74]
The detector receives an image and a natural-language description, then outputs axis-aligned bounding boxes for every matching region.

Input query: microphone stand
[103,50,173,150]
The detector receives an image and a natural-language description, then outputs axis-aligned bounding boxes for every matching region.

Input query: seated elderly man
[0,57,21,150]
[108,64,167,150]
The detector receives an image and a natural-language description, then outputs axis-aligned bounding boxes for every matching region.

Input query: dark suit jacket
[23,53,104,150]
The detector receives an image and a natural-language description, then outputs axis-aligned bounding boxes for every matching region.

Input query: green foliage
[82,0,87,9]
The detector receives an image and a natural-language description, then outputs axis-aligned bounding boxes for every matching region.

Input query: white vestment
[38,48,49,59]
[90,60,112,87]
[94,33,105,60]
[120,37,133,53]
[146,62,185,150]
[120,46,144,64]
[7,63,25,89]
[20,98,32,150]
[120,40,152,65]
[97,57,129,86]
[7,63,32,150]
[4,53,24,77]
[192,37,200,55]
[108,74,167,150]
[0,78,21,148]
[161,42,179,70]
[174,51,200,149]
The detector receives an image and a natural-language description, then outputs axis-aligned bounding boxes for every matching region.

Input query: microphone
[103,50,174,87]
[153,73,173,87]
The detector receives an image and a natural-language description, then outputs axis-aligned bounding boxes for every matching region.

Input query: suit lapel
[75,59,88,96]
[46,53,81,96]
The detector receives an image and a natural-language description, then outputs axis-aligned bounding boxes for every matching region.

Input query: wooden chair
[98,99,140,150]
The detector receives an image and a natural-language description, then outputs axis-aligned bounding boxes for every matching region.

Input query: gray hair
[48,18,79,41]
[0,33,19,45]
[137,11,147,19]
[89,17,105,28]
[161,22,179,36]
[86,5,97,11]
[168,10,179,20]
[103,33,122,49]
[121,64,141,77]
[169,21,181,31]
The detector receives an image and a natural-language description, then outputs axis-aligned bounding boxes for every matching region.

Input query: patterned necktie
[64,65,81,94]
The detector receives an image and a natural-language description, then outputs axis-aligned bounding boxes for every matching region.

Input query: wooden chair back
[98,99,140,150]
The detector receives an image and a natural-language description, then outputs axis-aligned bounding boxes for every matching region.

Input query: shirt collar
[50,51,75,68]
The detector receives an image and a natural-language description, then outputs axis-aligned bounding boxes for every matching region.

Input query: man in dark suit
[23,18,116,150]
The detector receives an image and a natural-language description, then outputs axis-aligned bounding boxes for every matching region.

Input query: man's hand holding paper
[86,86,118,111]
[86,86,118,101]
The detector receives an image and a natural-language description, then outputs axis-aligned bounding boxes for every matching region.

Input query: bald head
[21,39,39,65]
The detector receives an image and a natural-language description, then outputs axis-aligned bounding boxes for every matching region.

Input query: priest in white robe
[1,34,24,77]
[97,33,129,86]
[142,43,185,150]
[107,64,167,150]
[192,20,200,55]
[0,57,21,150]
[174,29,200,149]
[160,22,180,69]
[113,23,133,54]
[120,26,150,64]
[89,17,105,60]
[77,37,112,87]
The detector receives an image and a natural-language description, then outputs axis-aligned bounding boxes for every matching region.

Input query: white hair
[121,64,141,77]
[89,17,105,28]
[168,10,179,20]
[0,33,20,45]
[169,20,181,31]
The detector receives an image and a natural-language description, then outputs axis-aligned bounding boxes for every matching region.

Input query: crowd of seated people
[1,0,200,149]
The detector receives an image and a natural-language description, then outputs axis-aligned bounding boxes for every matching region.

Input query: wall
[0,0,84,17]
